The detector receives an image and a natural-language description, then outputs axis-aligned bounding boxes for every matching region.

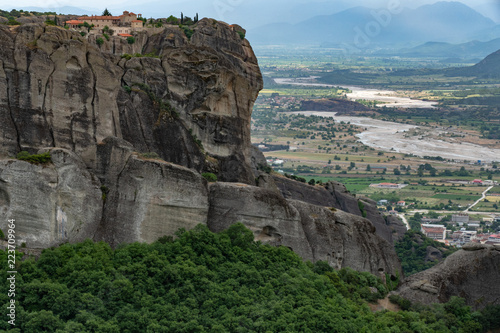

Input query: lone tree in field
[102,8,112,16]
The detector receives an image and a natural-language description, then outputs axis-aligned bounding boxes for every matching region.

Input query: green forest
[1,224,499,332]
[395,230,458,276]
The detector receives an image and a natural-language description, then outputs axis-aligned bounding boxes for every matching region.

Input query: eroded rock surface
[0,149,102,247]
[396,243,500,309]
[272,175,404,245]
[207,182,402,277]
[0,20,262,183]
[0,21,404,280]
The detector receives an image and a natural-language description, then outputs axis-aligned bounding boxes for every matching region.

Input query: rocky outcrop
[208,182,314,261]
[291,200,401,278]
[207,182,402,278]
[0,20,404,279]
[396,243,500,309]
[272,175,405,245]
[96,154,209,246]
[0,19,262,183]
[425,246,444,262]
[89,137,210,247]
[0,149,102,248]
[386,215,408,243]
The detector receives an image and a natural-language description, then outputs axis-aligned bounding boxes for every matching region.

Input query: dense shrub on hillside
[16,151,51,165]
[395,230,458,275]
[0,224,497,332]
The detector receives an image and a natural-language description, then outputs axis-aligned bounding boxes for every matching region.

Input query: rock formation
[0,19,261,183]
[272,175,407,245]
[0,20,402,279]
[396,243,500,309]
[0,148,102,248]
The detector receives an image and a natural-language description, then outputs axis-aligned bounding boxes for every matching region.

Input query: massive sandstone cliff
[0,19,261,183]
[0,20,402,279]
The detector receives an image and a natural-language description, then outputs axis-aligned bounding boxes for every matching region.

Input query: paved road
[464,186,494,213]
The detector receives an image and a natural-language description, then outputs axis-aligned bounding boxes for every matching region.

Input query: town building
[486,234,500,245]
[421,224,446,241]
[452,213,469,225]
[452,230,478,246]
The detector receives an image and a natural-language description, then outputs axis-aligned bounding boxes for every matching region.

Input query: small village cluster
[65,11,144,37]
[420,213,500,247]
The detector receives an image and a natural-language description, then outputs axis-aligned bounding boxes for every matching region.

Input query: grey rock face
[207,182,313,260]
[291,200,401,279]
[93,139,209,246]
[386,215,408,243]
[0,21,404,281]
[425,246,444,262]
[207,182,402,277]
[0,149,102,248]
[396,244,500,309]
[0,20,262,184]
[272,175,404,245]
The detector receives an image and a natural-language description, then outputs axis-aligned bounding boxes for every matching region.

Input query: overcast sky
[2,0,494,9]
[0,0,498,26]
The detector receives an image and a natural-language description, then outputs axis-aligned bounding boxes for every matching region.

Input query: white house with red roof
[486,234,500,245]
[421,224,446,241]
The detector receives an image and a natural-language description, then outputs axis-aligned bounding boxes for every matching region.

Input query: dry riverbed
[289,111,500,163]
[274,77,438,109]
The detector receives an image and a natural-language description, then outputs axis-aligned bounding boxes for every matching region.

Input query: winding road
[464,186,494,212]
[397,213,410,230]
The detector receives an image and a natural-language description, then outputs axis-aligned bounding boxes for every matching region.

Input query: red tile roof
[117,33,133,37]
[422,226,445,233]
[77,15,120,21]
[66,20,84,25]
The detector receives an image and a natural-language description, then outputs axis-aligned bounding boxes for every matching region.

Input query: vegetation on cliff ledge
[15,151,51,165]
[1,224,499,332]
[395,230,458,276]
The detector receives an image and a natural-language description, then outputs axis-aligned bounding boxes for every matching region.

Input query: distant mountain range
[382,38,500,59]
[248,1,500,48]
[452,48,500,78]
[473,1,500,23]
[21,6,95,15]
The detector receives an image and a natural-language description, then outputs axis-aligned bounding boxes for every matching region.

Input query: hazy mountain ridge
[389,38,500,59]
[457,48,500,78]
[248,1,499,48]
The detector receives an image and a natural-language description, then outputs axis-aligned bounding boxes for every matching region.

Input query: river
[274,77,438,109]
[287,111,500,162]
[273,77,499,162]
